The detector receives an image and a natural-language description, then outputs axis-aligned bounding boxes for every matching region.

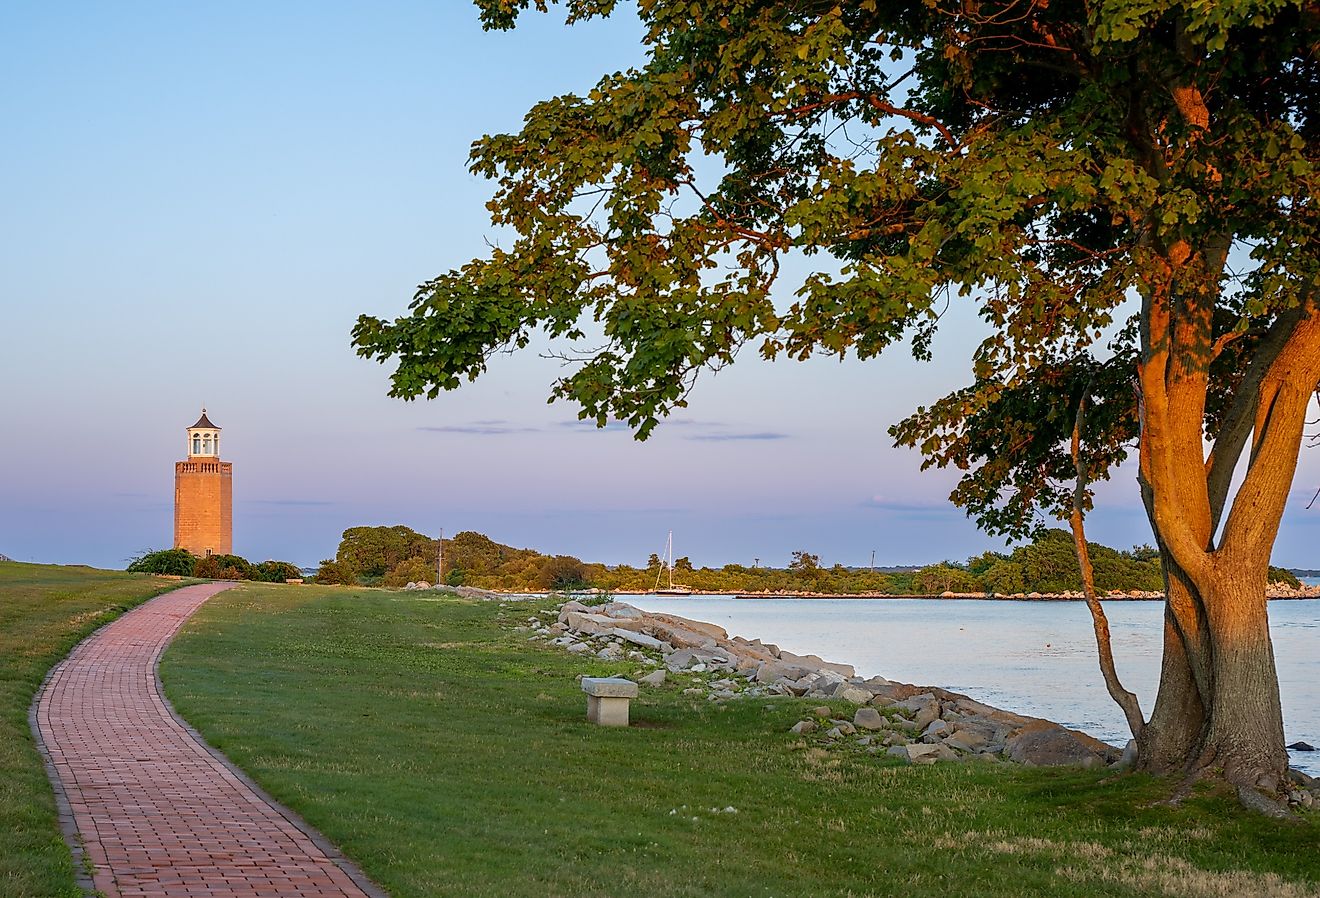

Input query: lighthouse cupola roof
[186,408,222,458]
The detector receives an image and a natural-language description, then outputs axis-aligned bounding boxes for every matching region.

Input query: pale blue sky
[2,2,1317,569]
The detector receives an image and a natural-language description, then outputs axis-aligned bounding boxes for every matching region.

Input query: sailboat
[653,530,694,596]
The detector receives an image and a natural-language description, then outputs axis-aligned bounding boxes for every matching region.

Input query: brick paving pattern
[34,583,381,898]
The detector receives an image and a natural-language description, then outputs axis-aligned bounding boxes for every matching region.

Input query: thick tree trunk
[1129,263,1317,808]
[1139,556,1289,799]
[1198,564,1289,791]
[1139,608,1206,774]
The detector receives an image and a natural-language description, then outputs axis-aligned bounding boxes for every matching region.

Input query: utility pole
[870,549,875,571]
[437,528,444,586]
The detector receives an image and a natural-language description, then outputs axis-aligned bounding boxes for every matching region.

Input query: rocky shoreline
[519,597,1128,770]
[511,596,1320,808]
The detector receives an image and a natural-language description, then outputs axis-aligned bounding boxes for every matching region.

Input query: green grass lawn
[0,562,191,898]
[162,583,1320,898]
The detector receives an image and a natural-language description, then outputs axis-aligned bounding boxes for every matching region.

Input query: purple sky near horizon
[2,2,1318,570]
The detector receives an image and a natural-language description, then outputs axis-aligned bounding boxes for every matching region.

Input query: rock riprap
[529,598,1128,769]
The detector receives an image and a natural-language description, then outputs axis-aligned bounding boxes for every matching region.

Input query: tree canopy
[354,0,1319,803]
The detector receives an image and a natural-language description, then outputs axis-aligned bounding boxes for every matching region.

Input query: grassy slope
[0,562,190,898]
[163,584,1320,898]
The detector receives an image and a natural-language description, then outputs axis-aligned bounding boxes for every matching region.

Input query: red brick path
[33,583,383,898]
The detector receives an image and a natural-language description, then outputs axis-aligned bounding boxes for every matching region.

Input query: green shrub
[127,548,197,576]
[312,558,356,585]
[192,554,251,580]
[251,560,303,582]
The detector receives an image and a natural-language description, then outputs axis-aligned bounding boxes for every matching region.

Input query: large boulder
[612,629,666,650]
[754,661,815,684]
[602,602,644,620]
[943,728,989,753]
[835,685,874,705]
[647,613,728,641]
[887,743,958,765]
[778,649,855,678]
[890,692,939,715]
[783,677,814,696]
[950,715,1014,751]
[868,682,925,705]
[564,611,620,635]
[558,601,591,623]
[728,638,779,664]
[666,649,699,671]
[692,647,735,666]
[645,621,714,649]
[639,669,667,687]
[921,720,950,742]
[1003,720,1121,768]
[890,695,942,732]
[853,707,887,731]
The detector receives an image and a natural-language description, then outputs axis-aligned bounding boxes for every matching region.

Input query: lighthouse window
[192,435,201,455]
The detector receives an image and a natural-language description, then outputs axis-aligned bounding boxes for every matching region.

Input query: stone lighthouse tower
[173,409,232,556]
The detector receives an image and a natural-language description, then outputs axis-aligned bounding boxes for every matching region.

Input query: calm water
[628,595,1320,772]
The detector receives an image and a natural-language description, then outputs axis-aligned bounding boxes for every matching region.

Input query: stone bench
[581,677,639,727]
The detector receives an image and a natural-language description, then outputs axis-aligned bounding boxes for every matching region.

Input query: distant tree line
[127,549,302,583]
[311,526,1300,595]
[313,527,592,590]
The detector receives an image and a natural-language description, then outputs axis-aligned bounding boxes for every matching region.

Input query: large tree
[354,0,1319,806]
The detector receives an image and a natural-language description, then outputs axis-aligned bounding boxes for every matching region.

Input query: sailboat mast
[666,530,675,589]
[653,531,669,593]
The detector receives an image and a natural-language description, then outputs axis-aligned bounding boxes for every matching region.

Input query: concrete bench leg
[587,695,631,727]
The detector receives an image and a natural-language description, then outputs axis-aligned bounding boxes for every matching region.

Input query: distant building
[173,409,232,556]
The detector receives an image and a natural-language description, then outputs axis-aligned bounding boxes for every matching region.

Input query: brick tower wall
[174,461,233,556]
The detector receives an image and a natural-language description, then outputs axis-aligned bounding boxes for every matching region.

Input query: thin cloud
[558,418,630,431]
[419,421,540,435]
[559,417,729,432]
[666,418,730,428]
[687,431,790,442]
[560,418,789,441]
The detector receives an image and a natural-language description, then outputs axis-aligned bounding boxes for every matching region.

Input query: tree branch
[1220,303,1320,560]
[778,91,960,149]
[1072,388,1147,742]
[1204,309,1304,541]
